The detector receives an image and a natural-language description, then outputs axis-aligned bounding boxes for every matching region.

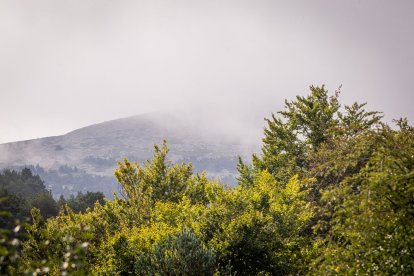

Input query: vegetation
[0,85,413,275]
[0,169,106,229]
[0,169,58,226]
[25,164,118,199]
[58,192,105,214]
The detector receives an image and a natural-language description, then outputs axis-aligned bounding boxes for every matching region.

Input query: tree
[246,85,340,184]
[135,229,216,275]
[240,85,381,188]
[313,119,414,275]
[0,169,60,226]
[29,191,59,219]
[0,169,46,199]
[62,191,105,213]
[0,189,30,229]
[204,171,314,275]
[114,140,193,203]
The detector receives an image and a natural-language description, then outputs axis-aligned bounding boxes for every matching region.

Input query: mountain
[0,112,260,198]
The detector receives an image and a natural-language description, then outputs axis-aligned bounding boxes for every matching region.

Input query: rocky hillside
[0,112,260,198]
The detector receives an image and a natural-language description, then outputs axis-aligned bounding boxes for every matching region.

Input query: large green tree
[312,119,414,275]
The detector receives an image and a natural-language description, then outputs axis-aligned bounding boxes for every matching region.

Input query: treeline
[1,86,413,275]
[26,164,118,198]
[0,169,105,229]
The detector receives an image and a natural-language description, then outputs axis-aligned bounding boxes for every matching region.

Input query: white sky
[1,0,413,143]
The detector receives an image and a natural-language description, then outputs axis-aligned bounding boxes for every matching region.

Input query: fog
[1,0,413,144]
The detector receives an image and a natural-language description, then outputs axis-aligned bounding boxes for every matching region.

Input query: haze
[1,0,413,144]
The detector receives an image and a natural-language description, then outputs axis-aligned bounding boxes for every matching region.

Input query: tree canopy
[1,85,412,275]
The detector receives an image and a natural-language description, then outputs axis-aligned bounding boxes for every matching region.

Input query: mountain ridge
[0,111,260,198]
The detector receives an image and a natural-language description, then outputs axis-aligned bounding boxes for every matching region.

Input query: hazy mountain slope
[0,112,260,198]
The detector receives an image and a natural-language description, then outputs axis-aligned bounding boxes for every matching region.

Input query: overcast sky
[0,0,413,144]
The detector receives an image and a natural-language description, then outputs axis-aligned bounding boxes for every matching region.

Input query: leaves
[2,86,411,275]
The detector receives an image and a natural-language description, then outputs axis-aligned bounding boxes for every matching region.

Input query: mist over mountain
[0,111,261,198]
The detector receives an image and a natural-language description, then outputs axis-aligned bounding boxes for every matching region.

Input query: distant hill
[0,112,260,198]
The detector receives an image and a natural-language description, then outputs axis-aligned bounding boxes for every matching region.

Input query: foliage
[20,207,92,275]
[312,119,414,275]
[204,171,314,275]
[135,229,216,275]
[58,191,105,213]
[114,140,193,203]
[11,139,314,275]
[0,190,30,229]
[30,191,59,219]
[246,85,341,183]
[1,85,412,275]
[0,168,46,199]
[0,198,25,275]
[0,169,59,227]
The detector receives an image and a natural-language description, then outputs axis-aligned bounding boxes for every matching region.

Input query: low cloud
[0,0,413,143]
